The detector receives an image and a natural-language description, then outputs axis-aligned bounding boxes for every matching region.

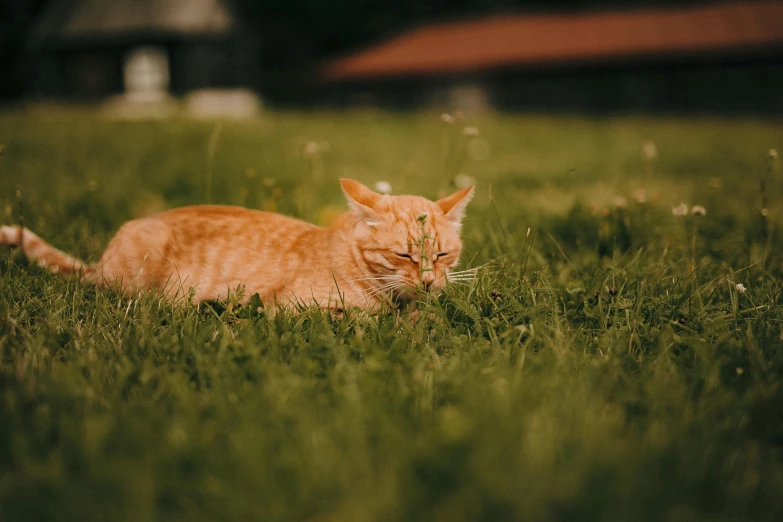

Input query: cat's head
[340,178,474,301]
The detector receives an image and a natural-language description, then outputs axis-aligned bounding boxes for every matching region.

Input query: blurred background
[0,0,782,116]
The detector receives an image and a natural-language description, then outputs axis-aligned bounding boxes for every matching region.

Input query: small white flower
[643,140,658,161]
[304,141,319,158]
[761,208,769,217]
[736,283,746,294]
[463,126,479,137]
[440,113,455,124]
[453,173,475,189]
[374,180,392,194]
[612,196,628,209]
[770,149,779,160]
[690,205,707,216]
[672,203,689,217]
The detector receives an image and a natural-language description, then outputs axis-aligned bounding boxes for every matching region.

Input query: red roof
[324,1,783,81]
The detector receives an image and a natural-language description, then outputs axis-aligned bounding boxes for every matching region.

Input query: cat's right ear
[436,185,475,228]
[341,179,382,223]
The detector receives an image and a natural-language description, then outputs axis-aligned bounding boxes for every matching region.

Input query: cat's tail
[1,225,96,278]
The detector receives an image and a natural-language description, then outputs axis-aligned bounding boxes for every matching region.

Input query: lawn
[1,108,783,521]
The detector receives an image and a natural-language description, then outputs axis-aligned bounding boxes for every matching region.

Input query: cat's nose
[421,273,435,291]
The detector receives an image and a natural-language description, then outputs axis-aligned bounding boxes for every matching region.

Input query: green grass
[1,108,783,521]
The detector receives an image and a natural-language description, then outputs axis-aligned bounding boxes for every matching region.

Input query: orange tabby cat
[1,179,474,310]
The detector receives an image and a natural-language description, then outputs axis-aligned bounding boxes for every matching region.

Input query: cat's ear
[436,185,475,227]
[341,179,382,223]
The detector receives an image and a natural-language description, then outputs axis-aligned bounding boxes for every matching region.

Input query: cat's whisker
[366,289,389,299]
[446,274,476,281]
[449,261,495,275]
[371,281,404,294]
[447,274,478,281]
[349,275,401,283]
[367,282,406,299]
[370,283,400,293]
[352,273,401,279]
[448,267,481,275]
[448,271,478,278]
[365,280,400,292]
[374,278,403,286]
[349,273,402,281]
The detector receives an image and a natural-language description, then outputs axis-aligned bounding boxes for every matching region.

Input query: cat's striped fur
[1,179,474,310]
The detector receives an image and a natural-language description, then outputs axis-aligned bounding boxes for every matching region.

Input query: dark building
[323,0,783,114]
[29,0,257,100]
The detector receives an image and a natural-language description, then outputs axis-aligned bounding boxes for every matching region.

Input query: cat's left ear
[341,179,382,223]
[436,185,475,227]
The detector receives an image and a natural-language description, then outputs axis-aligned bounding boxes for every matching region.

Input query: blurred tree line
[0,0,707,97]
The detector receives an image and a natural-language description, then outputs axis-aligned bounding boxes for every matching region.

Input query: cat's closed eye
[396,252,449,262]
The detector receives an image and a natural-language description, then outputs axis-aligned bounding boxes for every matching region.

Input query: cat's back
[98,205,325,297]
[135,205,320,241]
[155,205,317,232]
[103,205,320,267]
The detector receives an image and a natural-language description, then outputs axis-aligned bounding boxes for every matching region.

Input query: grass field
[1,108,783,521]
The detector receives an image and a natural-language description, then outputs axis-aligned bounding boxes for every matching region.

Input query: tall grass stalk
[205,123,222,204]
